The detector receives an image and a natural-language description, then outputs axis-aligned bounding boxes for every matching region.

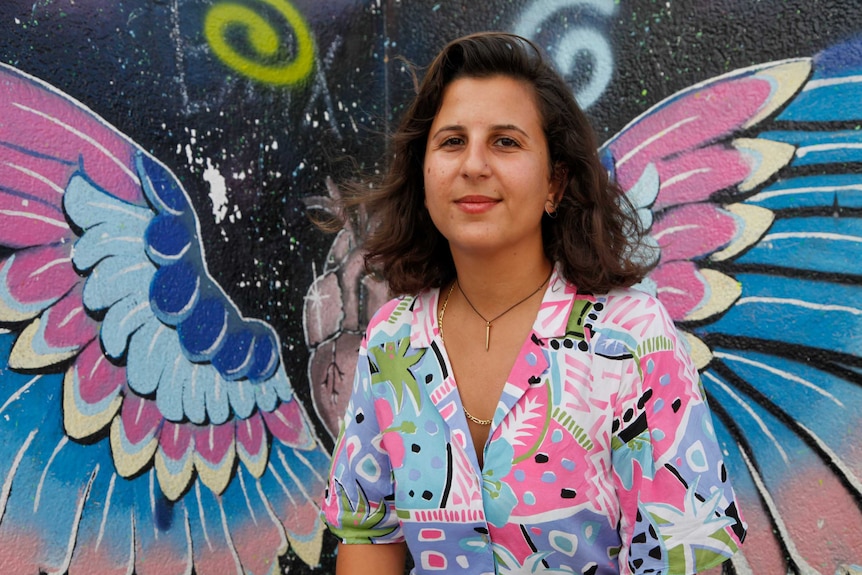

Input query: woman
[321,32,745,574]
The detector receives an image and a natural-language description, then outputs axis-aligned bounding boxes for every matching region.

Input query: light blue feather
[64,175,152,253]
[100,292,155,360]
[82,254,155,312]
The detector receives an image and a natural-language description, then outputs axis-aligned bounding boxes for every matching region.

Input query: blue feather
[82,255,155,312]
[101,293,156,360]
[747,173,862,210]
[126,319,173,397]
[64,175,152,255]
[149,261,201,322]
[733,216,862,275]
[778,37,862,123]
[176,296,229,362]
[711,347,862,449]
[145,213,194,264]
[72,219,150,269]
[696,273,862,357]
[760,129,862,166]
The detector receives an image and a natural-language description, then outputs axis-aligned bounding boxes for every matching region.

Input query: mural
[601,46,862,575]
[1,0,862,574]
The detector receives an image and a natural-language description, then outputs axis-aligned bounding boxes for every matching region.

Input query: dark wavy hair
[332,31,654,295]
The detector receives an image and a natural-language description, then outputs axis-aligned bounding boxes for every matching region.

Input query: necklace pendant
[485,322,491,351]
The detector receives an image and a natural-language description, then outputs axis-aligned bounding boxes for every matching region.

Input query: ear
[548,163,568,204]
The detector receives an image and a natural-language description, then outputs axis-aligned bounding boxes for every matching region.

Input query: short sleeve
[320,333,405,545]
[609,295,746,574]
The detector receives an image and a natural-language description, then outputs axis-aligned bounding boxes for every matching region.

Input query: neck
[451,250,553,306]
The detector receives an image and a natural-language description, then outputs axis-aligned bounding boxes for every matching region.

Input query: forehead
[434,75,543,126]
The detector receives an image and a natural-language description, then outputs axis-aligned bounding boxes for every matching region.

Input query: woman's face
[423,75,562,262]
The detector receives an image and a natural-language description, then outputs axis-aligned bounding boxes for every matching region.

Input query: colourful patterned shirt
[322,269,745,574]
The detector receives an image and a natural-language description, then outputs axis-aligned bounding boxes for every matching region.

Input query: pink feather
[652,203,739,262]
[610,76,773,190]
[0,66,143,206]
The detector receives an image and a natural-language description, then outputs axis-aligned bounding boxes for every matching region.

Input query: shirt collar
[409,264,578,349]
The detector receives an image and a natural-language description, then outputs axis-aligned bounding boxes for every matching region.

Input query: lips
[455,195,499,214]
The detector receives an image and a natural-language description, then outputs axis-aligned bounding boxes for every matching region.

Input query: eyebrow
[431,123,531,140]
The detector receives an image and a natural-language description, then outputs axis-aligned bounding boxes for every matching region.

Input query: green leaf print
[512,381,552,465]
[611,430,650,452]
[635,335,675,358]
[329,481,398,543]
[386,298,413,324]
[630,334,675,379]
[382,420,417,435]
[565,298,594,341]
[551,405,595,451]
[369,337,425,411]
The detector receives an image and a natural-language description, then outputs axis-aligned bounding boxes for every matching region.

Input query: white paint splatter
[228,204,242,224]
[203,158,228,224]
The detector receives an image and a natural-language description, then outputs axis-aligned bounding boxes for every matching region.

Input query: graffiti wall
[1,0,861,573]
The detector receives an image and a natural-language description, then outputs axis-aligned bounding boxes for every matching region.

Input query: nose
[461,140,491,179]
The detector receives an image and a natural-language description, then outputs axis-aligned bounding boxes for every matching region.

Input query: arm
[320,319,406,555]
[608,294,745,573]
[336,542,408,575]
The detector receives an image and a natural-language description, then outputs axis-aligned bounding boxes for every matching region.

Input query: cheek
[422,167,435,209]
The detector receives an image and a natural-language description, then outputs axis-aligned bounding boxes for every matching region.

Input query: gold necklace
[439,282,492,426]
[437,269,552,426]
[463,407,493,426]
[457,268,553,351]
[438,281,456,341]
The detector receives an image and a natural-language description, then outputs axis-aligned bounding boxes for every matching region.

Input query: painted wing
[0,63,329,574]
[600,38,862,574]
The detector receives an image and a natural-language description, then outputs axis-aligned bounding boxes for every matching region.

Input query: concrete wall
[1,1,861,573]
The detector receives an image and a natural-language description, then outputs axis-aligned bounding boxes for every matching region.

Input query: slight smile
[455,195,500,214]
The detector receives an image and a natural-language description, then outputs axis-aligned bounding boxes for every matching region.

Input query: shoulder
[367,294,415,332]
[365,291,429,346]
[589,286,681,351]
[603,286,666,311]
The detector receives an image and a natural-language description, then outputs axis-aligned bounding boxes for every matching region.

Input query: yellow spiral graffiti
[204,0,315,85]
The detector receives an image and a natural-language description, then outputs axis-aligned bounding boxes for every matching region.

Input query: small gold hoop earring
[545,201,558,219]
